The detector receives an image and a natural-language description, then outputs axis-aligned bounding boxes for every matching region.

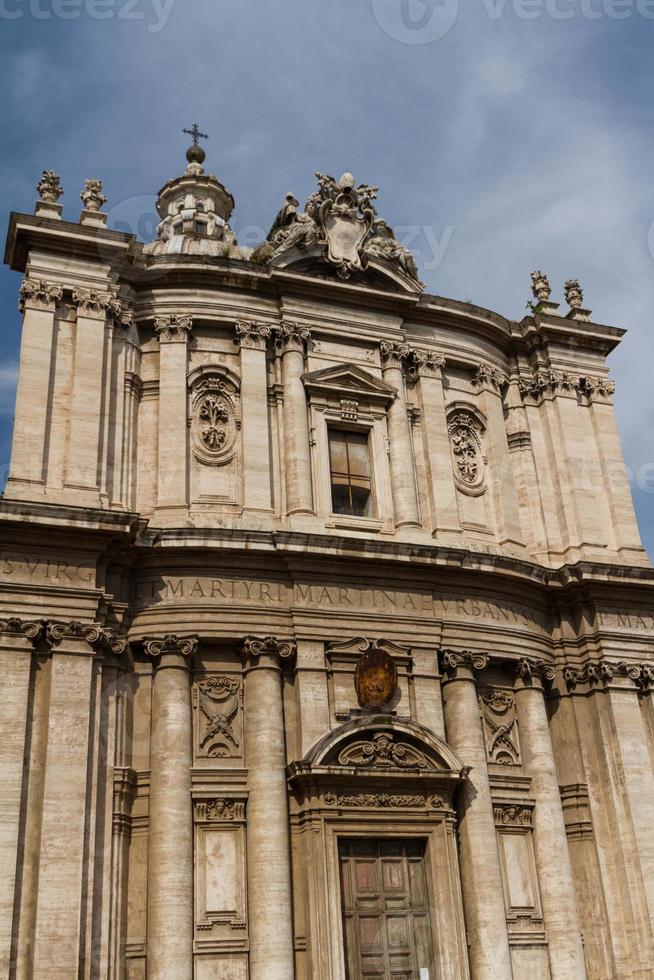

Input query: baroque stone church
[1,131,653,980]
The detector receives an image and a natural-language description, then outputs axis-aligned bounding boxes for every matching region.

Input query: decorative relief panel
[191,372,240,467]
[479,688,520,766]
[194,798,247,949]
[447,407,487,495]
[337,731,430,770]
[193,675,242,760]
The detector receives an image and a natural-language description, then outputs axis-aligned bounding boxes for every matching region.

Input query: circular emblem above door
[354,647,398,709]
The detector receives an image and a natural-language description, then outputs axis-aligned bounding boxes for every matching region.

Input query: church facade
[1,140,653,980]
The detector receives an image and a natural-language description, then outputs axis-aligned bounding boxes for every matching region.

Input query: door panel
[339,839,436,980]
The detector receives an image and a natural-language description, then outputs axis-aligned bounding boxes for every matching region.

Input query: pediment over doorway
[302,363,397,406]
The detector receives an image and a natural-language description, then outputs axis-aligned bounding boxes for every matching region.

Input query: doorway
[339,839,436,979]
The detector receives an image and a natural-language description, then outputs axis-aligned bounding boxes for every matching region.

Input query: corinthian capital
[72,287,112,317]
[154,314,193,342]
[109,299,135,329]
[380,340,411,369]
[234,320,272,349]
[19,278,64,312]
[276,321,312,352]
[144,634,198,661]
[243,635,296,666]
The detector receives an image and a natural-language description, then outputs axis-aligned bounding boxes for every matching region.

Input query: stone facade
[0,152,653,980]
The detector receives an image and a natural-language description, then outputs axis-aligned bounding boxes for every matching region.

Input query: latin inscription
[0,553,95,585]
[132,576,553,631]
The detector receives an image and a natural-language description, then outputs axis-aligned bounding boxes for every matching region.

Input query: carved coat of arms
[315,172,377,278]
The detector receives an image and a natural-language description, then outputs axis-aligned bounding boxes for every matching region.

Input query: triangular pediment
[302,362,397,404]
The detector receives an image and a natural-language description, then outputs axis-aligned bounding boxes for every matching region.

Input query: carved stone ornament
[564,278,584,309]
[108,299,134,328]
[512,657,555,683]
[45,621,126,655]
[447,409,487,495]
[479,688,520,765]
[441,649,489,674]
[265,172,423,288]
[194,798,245,823]
[337,731,429,770]
[154,314,192,342]
[144,634,198,660]
[472,363,507,391]
[243,635,296,664]
[37,170,63,203]
[334,792,428,808]
[494,804,532,827]
[191,374,239,466]
[19,278,64,312]
[234,320,272,348]
[565,660,654,692]
[72,288,112,317]
[354,646,398,709]
[530,270,551,303]
[0,618,42,642]
[194,675,241,758]
[276,321,311,351]
[80,178,107,212]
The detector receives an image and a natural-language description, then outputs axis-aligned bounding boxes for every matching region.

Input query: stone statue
[267,193,320,257]
[364,219,422,285]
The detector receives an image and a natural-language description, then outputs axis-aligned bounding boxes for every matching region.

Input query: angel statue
[266,191,320,258]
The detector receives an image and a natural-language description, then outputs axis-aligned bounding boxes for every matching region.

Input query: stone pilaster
[277,323,314,515]
[511,659,587,979]
[106,301,135,508]
[380,342,420,528]
[235,321,273,512]
[64,288,113,499]
[472,364,525,552]
[154,314,192,515]
[243,636,296,980]
[6,279,63,494]
[31,622,106,980]
[441,650,513,980]
[143,634,197,980]
[0,618,42,979]
[414,352,461,537]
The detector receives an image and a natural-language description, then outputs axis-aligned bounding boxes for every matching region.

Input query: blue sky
[1,0,653,558]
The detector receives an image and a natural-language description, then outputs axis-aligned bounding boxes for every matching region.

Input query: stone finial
[564,278,591,321]
[37,170,63,203]
[80,178,107,212]
[530,270,551,303]
[564,278,583,310]
[35,169,63,219]
[80,178,108,228]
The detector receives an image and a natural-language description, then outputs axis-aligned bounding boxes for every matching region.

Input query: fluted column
[236,321,274,512]
[380,342,420,527]
[243,636,295,980]
[155,314,192,515]
[65,288,112,498]
[441,651,513,980]
[512,659,586,978]
[0,618,41,979]
[144,634,197,980]
[278,323,314,515]
[7,279,63,494]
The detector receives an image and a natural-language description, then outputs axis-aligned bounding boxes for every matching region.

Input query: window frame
[327,425,375,519]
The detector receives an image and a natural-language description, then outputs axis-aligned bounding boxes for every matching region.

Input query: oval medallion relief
[354,647,398,709]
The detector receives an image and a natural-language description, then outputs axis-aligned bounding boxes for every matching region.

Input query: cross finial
[183,123,208,147]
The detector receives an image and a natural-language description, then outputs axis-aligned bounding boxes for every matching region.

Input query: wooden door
[339,839,436,980]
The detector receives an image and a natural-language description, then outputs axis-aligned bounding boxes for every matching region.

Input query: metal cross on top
[183,123,208,147]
